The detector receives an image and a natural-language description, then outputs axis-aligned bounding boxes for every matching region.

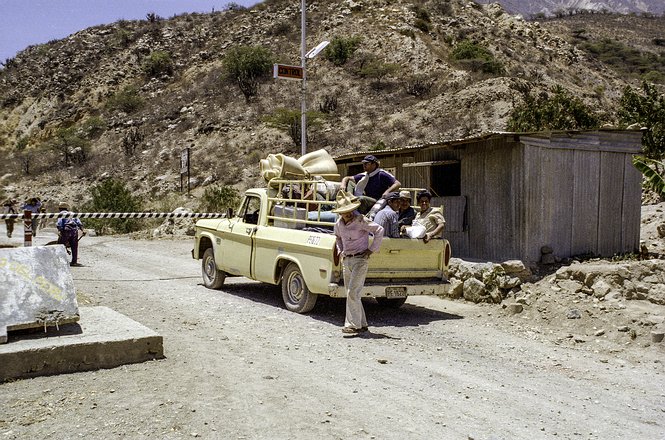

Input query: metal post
[187,147,190,195]
[300,0,307,156]
[23,210,32,247]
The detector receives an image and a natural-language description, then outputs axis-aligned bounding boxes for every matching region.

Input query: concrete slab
[0,245,79,343]
[0,306,164,382]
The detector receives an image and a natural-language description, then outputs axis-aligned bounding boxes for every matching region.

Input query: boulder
[463,277,487,303]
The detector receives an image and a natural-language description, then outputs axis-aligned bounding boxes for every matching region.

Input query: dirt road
[1,234,664,439]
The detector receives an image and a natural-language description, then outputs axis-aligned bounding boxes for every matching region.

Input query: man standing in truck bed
[333,190,384,335]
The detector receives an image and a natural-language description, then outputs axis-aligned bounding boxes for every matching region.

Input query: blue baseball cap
[362,155,379,163]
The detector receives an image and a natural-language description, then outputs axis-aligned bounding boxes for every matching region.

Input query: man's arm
[423,210,445,243]
[424,223,444,243]
[333,223,344,254]
[340,175,358,192]
[382,179,401,198]
[365,219,384,253]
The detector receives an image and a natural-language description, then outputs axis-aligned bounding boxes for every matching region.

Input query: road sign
[274,64,304,80]
[180,148,189,174]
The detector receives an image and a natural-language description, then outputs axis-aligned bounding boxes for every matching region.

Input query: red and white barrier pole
[23,210,32,247]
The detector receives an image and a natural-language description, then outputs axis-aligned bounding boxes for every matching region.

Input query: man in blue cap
[340,154,401,213]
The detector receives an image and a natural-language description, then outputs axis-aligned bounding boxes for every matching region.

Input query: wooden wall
[334,130,643,263]
[520,131,642,261]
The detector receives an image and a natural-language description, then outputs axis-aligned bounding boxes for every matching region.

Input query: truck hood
[195,218,229,231]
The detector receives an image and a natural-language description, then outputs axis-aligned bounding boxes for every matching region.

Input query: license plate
[385,286,407,298]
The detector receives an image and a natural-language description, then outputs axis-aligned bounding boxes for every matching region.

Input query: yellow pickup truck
[193,180,451,313]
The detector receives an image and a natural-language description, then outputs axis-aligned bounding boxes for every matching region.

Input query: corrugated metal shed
[334,129,644,263]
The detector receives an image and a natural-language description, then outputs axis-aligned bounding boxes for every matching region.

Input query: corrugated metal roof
[332,128,643,162]
[333,132,503,162]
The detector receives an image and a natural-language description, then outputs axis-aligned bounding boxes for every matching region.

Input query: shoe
[342,327,361,334]
[360,326,369,332]
[70,262,83,267]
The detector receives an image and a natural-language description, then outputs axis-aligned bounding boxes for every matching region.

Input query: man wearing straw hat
[333,190,385,335]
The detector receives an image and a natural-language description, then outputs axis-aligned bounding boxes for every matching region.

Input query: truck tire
[202,248,226,289]
[376,297,408,308]
[282,263,318,313]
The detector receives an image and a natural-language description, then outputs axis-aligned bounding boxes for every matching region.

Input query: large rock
[555,260,665,305]
[0,245,78,343]
[463,277,488,303]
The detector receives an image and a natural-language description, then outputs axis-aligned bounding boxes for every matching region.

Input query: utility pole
[300,0,307,156]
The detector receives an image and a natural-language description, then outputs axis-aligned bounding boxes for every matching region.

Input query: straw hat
[332,190,361,214]
[58,201,70,210]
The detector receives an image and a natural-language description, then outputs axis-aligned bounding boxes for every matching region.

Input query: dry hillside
[1,0,659,208]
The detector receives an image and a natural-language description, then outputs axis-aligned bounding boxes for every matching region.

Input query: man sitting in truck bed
[413,190,445,243]
[340,155,401,214]
[372,192,401,238]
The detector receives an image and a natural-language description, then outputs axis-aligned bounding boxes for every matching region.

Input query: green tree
[223,46,274,102]
[83,179,143,235]
[263,108,324,147]
[618,81,665,159]
[632,156,664,197]
[14,136,31,175]
[323,36,362,66]
[198,185,240,213]
[507,85,600,132]
[50,126,90,166]
[80,116,107,139]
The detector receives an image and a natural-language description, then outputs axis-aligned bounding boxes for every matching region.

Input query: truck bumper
[327,280,451,298]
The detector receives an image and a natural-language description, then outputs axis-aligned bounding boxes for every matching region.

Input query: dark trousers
[59,232,79,264]
[5,220,14,237]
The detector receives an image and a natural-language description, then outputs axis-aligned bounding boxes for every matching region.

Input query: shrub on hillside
[83,179,143,235]
[319,94,338,113]
[263,108,324,147]
[106,86,144,114]
[143,51,174,78]
[222,46,274,102]
[198,185,240,214]
[412,5,432,33]
[323,36,362,66]
[404,74,435,97]
[451,40,504,75]
[506,85,600,132]
[577,38,665,84]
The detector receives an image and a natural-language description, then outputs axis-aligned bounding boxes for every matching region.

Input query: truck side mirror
[227,207,234,218]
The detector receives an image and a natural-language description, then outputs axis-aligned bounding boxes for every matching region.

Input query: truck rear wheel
[202,248,226,289]
[282,263,317,313]
[376,297,408,308]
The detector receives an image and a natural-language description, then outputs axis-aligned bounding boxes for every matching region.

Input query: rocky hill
[475,0,665,17]
[0,0,661,209]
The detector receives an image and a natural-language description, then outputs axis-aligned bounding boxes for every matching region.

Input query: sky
[0,0,259,63]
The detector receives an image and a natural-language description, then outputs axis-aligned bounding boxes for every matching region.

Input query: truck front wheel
[282,263,317,313]
[202,248,226,289]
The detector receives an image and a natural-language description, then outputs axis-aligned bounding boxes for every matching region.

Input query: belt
[344,251,368,258]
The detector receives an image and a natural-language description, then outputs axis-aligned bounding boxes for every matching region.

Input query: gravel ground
[1,222,664,439]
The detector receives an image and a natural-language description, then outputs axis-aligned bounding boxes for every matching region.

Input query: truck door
[221,195,260,277]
